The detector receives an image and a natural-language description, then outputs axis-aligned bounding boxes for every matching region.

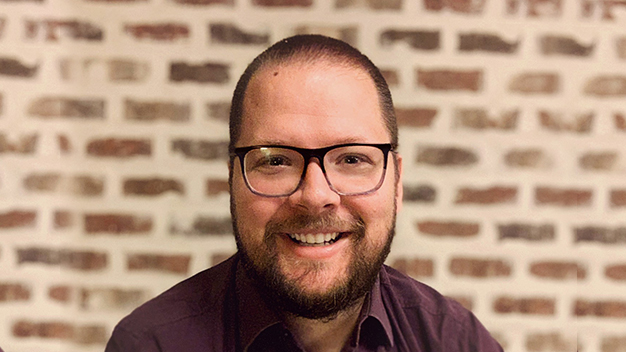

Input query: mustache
[265,212,365,238]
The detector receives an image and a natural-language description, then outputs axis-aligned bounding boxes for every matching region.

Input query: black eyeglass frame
[230,143,395,197]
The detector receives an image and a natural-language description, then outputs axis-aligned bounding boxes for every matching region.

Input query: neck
[283,297,365,352]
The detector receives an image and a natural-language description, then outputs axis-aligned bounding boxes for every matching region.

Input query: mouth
[287,232,345,246]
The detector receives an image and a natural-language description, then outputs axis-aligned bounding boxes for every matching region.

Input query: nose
[288,160,340,213]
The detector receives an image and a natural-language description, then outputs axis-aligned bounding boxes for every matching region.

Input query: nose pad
[289,159,340,211]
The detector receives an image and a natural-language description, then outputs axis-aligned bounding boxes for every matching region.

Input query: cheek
[232,177,281,240]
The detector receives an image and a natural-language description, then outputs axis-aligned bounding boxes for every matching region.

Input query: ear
[394,153,403,213]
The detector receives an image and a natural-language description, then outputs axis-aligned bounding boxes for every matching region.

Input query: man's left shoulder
[379,264,504,351]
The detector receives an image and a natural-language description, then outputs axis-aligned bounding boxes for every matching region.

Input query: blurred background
[1,0,625,351]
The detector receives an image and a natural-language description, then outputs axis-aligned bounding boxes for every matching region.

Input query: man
[106,34,503,352]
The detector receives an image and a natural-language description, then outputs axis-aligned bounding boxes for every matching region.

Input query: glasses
[231,143,394,197]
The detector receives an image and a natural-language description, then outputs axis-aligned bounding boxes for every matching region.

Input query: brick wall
[1,0,624,351]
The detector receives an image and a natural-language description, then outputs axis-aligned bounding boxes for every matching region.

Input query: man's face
[230,61,403,319]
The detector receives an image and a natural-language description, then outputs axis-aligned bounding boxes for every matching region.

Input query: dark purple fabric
[105,254,503,352]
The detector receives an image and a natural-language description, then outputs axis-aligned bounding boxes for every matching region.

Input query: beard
[232,206,396,321]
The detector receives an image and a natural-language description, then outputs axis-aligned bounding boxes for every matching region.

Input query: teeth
[289,232,339,245]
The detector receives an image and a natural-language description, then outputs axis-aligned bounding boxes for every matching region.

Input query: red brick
[169,216,232,236]
[12,320,106,344]
[336,0,401,9]
[504,149,551,168]
[125,99,190,122]
[172,0,233,4]
[574,299,626,318]
[23,174,104,196]
[380,30,440,50]
[206,179,229,196]
[506,0,562,17]
[17,248,107,271]
[403,184,436,203]
[417,220,480,237]
[252,0,312,6]
[454,186,517,204]
[606,264,626,281]
[210,23,269,45]
[13,321,73,339]
[0,57,39,78]
[575,226,626,244]
[27,97,105,119]
[380,69,399,87]
[510,72,559,94]
[171,139,228,160]
[80,287,145,311]
[206,102,230,121]
[423,0,486,13]
[498,223,555,241]
[54,210,73,229]
[579,151,619,171]
[494,296,555,315]
[58,134,72,153]
[0,283,31,301]
[48,285,73,303]
[417,69,482,91]
[539,110,593,133]
[108,59,149,82]
[0,133,38,153]
[390,257,434,278]
[540,35,594,56]
[127,253,191,274]
[526,332,577,352]
[616,113,626,130]
[24,20,103,41]
[581,0,626,20]
[535,187,592,207]
[530,261,586,280]
[86,138,151,157]
[123,178,185,196]
[124,23,190,41]
[170,62,229,83]
[584,75,626,96]
[396,108,437,128]
[84,214,152,234]
[458,32,519,53]
[417,146,478,166]
[0,210,36,229]
[450,257,511,278]
[602,335,626,352]
[610,189,626,207]
[454,108,518,130]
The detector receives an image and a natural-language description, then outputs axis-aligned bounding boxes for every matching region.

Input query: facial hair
[232,207,396,321]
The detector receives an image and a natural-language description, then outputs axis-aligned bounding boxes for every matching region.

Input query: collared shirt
[105,254,503,352]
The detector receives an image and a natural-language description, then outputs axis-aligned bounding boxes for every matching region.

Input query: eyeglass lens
[243,145,387,196]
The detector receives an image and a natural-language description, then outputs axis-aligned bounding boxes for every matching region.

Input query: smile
[288,232,343,246]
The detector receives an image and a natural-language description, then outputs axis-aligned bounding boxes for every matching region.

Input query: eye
[336,153,372,166]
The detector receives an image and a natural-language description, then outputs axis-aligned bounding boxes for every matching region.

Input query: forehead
[239,60,387,147]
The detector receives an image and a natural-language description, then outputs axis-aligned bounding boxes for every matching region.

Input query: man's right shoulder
[108,255,237,348]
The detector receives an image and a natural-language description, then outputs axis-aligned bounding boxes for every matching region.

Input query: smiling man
[106,35,503,352]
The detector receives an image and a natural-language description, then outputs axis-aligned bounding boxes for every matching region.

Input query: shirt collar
[359,274,394,348]
[235,259,283,350]
[235,258,394,349]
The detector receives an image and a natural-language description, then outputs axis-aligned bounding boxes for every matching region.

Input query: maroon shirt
[106,254,503,351]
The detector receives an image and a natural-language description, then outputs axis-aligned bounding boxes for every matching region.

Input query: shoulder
[111,255,236,340]
[379,265,503,351]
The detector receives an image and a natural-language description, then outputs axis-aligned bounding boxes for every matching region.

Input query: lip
[277,231,351,260]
